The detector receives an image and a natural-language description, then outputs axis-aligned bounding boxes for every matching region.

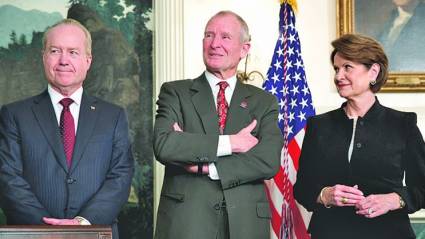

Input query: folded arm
[215,97,282,189]
[154,83,219,165]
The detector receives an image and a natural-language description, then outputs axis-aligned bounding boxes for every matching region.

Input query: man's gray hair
[207,10,251,43]
[42,18,92,55]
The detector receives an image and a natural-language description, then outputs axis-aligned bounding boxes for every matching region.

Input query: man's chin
[206,63,224,71]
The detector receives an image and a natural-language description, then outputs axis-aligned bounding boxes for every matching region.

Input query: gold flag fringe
[280,0,298,13]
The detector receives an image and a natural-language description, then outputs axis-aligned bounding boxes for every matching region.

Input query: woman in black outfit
[294,34,425,239]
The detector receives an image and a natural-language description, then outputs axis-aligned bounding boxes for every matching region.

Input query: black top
[294,99,425,239]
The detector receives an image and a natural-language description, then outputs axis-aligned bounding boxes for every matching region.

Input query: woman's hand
[355,192,400,218]
[319,184,365,207]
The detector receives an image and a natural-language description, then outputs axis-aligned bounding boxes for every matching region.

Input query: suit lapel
[32,91,69,172]
[190,74,219,134]
[70,93,98,172]
[225,80,252,134]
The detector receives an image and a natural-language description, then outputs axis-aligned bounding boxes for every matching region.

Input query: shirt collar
[397,6,413,19]
[204,70,237,91]
[340,97,383,120]
[48,84,83,106]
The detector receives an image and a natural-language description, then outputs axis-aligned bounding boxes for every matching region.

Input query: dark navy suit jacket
[0,90,134,238]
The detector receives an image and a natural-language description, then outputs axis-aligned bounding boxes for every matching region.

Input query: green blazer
[153,73,283,239]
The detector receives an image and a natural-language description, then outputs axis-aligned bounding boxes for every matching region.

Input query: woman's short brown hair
[331,34,388,93]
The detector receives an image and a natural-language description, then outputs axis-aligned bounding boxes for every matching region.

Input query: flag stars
[274,59,282,70]
[287,125,294,136]
[290,85,299,95]
[287,46,295,57]
[285,74,292,83]
[300,98,309,109]
[288,34,296,44]
[262,5,316,149]
[281,85,289,95]
[293,72,301,82]
[289,98,297,108]
[294,59,303,69]
[301,85,310,95]
[286,59,293,69]
[279,99,285,109]
[297,111,306,121]
[276,46,284,58]
[288,111,295,122]
[270,86,278,95]
[272,73,279,83]
[285,22,294,30]
[278,113,284,122]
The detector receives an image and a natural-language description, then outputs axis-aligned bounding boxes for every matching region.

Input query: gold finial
[280,0,298,13]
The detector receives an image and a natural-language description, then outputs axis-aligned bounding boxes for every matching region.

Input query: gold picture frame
[336,0,425,92]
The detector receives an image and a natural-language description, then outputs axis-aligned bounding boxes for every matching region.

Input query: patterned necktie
[59,98,75,168]
[217,81,229,134]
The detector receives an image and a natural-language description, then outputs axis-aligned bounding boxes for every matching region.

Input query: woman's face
[333,52,377,99]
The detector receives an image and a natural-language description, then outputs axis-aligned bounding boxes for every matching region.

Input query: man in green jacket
[153,10,283,239]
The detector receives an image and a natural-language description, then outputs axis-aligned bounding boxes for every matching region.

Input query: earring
[370,80,377,86]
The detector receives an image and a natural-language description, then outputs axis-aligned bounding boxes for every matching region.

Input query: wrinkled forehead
[47,24,86,39]
[45,25,87,48]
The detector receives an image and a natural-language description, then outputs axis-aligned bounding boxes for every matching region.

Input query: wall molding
[153,0,185,228]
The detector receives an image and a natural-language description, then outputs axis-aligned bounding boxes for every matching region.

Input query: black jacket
[294,100,425,239]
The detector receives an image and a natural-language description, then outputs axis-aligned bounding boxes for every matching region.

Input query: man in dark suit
[154,11,282,239]
[0,19,133,238]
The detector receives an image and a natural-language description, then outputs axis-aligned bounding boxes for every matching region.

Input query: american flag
[263,1,315,239]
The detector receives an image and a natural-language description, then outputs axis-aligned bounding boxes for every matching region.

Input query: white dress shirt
[48,85,83,132]
[204,71,237,180]
[386,6,413,48]
[347,117,358,163]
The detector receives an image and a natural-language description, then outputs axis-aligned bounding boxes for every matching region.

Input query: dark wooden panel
[0,225,112,239]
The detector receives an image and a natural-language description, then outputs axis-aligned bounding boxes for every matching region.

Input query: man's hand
[229,119,258,153]
[184,164,209,174]
[173,122,182,132]
[43,217,79,225]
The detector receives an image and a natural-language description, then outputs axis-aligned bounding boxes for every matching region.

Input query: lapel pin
[90,106,96,110]
[240,100,248,109]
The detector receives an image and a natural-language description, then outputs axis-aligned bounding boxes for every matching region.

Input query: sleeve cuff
[74,216,91,225]
[217,135,232,157]
[208,163,220,180]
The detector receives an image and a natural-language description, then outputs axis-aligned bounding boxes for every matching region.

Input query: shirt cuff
[74,216,91,225]
[217,135,232,157]
[208,163,220,180]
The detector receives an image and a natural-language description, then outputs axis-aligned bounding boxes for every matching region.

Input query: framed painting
[337,0,425,92]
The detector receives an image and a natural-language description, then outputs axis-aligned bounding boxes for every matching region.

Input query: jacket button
[198,156,207,162]
[67,178,75,184]
[356,142,362,148]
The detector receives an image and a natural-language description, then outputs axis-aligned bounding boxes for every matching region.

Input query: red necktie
[59,98,75,168]
[217,81,229,134]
